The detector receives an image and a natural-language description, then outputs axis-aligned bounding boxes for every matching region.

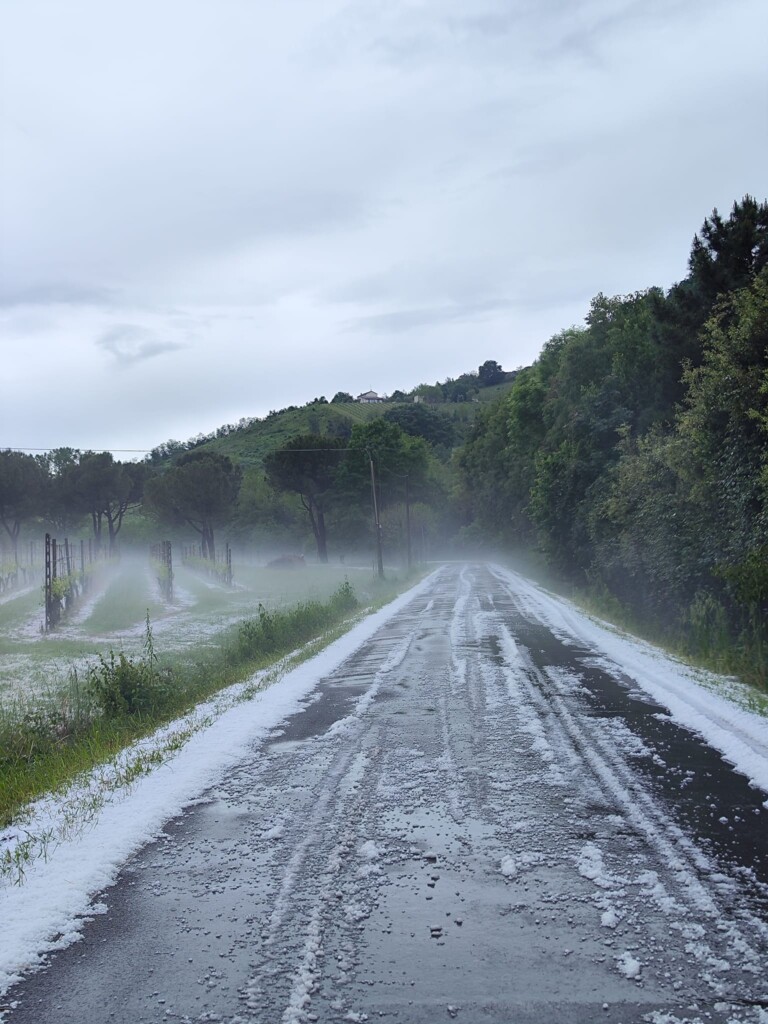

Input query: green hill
[200,403,385,466]
[148,373,520,469]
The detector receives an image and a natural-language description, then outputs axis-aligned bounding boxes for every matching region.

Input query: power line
[1,446,153,453]
[1,444,415,456]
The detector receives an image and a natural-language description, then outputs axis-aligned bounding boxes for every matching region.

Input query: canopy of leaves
[55,452,147,548]
[264,435,346,505]
[144,451,241,558]
[264,435,347,561]
[339,420,431,507]
[457,196,768,682]
[477,359,505,386]
[382,404,457,451]
[0,450,47,551]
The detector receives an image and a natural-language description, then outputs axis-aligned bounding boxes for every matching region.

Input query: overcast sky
[2,0,766,456]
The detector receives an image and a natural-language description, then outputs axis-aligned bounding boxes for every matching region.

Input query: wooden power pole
[368,452,384,578]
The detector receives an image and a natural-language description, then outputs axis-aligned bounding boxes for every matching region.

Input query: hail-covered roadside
[2,564,768,1023]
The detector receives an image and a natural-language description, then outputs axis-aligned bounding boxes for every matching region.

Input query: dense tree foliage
[261,421,445,564]
[0,451,47,560]
[338,420,430,501]
[230,468,305,549]
[55,452,147,552]
[0,449,148,556]
[458,196,768,683]
[339,420,437,563]
[144,451,242,561]
[477,359,505,386]
[382,403,457,452]
[264,435,347,563]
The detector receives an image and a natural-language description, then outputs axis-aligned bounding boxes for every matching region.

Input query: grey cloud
[328,258,510,309]
[343,300,511,334]
[0,283,120,308]
[449,12,517,37]
[2,0,764,453]
[541,0,723,63]
[339,0,578,69]
[97,324,185,365]
[489,147,578,181]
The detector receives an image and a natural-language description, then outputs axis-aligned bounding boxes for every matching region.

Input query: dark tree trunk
[106,502,128,554]
[204,525,215,563]
[1,519,20,565]
[315,508,328,563]
[91,511,103,552]
[303,497,328,564]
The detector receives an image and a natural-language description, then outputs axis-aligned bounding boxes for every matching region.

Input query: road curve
[5,564,768,1023]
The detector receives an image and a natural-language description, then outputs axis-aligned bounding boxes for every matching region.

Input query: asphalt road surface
[5,564,768,1023]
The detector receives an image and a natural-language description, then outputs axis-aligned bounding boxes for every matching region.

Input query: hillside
[149,374,519,468]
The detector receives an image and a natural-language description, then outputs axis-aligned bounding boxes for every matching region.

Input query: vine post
[44,533,52,631]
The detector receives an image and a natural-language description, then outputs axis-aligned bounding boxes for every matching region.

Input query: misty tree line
[0,449,149,561]
[458,196,768,683]
[262,417,450,564]
[0,412,457,568]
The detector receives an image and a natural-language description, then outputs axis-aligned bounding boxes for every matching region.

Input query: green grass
[0,585,354,827]
[0,587,45,639]
[474,380,517,403]
[157,390,519,470]
[199,403,386,466]
[553,574,768,710]
[0,559,389,709]
[0,566,427,834]
[233,563,373,603]
[81,561,166,635]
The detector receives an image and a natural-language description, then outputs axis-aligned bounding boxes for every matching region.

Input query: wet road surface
[5,564,768,1023]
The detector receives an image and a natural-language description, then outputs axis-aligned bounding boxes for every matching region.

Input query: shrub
[87,615,171,717]
[330,578,358,614]
[236,581,358,662]
[685,590,730,663]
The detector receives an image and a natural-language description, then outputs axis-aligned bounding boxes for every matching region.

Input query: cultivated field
[0,556,376,707]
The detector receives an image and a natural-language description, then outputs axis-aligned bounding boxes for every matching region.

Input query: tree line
[0,449,149,560]
[458,196,768,683]
[0,411,457,567]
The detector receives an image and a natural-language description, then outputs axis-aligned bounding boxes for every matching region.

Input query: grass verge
[0,569,427,862]
[495,552,768,712]
[539,575,768,714]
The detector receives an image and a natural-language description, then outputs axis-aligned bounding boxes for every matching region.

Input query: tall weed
[87,615,171,717]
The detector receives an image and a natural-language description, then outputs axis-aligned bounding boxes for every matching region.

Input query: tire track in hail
[485,565,767,999]
[238,588,428,1022]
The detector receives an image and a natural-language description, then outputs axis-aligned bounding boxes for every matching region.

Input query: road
[5,564,768,1023]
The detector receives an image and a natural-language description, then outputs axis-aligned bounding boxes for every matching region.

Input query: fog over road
[5,565,768,1023]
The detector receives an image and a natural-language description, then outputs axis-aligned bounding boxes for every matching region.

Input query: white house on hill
[356,390,387,403]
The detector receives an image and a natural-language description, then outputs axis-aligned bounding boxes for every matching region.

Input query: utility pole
[368,450,384,578]
[404,474,412,570]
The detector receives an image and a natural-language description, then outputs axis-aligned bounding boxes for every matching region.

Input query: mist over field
[0,544,392,706]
